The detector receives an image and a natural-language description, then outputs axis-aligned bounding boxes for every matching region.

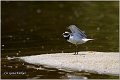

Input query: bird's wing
[68,25,87,38]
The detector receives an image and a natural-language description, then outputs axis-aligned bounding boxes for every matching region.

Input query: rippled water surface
[1,1,119,79]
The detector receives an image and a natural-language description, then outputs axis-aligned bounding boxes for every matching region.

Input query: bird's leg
[74,44,78,55]
[74,45,77,55]
[76,45,78,55]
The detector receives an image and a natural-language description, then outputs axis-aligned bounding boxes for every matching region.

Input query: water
[1,1,119,79]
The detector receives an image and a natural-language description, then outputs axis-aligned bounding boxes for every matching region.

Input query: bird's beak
[62,33,64,35]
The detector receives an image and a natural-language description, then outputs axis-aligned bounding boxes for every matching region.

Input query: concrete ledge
[19,51,119,75]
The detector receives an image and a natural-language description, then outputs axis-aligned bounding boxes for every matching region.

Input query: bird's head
[62,31,70,40]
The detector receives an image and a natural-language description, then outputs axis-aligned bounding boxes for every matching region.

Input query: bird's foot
[76,52,78,55]
[73,53,76,55]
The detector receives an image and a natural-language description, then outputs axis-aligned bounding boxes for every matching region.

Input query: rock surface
[19,51,119,75]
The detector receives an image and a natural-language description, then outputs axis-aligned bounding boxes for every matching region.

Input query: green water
[1,1,119,79]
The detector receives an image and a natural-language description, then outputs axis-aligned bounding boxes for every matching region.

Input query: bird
[62,25,93,55]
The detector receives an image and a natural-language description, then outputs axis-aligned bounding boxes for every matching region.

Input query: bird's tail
[82,38,94,42]
[87,39,94,41]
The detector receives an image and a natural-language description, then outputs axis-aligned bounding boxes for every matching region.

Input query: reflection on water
[1,1,119,79]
